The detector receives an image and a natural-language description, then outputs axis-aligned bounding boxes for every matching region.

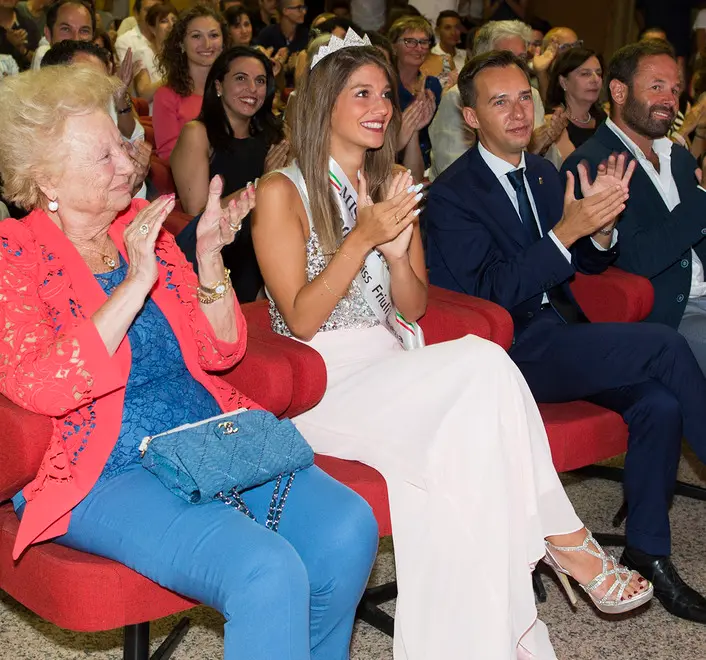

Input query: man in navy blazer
[425,49,706,622]
[563,39,706,376]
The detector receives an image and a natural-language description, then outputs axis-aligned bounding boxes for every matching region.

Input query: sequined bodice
[269,223,379,337]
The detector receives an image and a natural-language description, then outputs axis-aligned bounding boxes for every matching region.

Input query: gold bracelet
[336,248,363,267]
[197,267,232,304]
[321,275,343,299]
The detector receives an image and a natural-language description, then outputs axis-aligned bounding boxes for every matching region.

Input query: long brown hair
[290,46,401,256]
[159,4,229,97]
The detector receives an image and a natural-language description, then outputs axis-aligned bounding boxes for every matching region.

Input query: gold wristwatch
[197,268,232,304]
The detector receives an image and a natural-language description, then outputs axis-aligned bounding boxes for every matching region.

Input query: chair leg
[573,464,706,502]
[151,618,190,660]
[532,569,547,603]
[123,618,190,660]
[356,581,397,638]
[124,623,150,660]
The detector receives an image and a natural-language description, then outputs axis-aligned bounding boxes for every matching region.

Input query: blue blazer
[425,145,618,335]
[562,122,706,329]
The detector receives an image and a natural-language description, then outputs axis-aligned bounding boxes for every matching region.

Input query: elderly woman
[0,65,377,660]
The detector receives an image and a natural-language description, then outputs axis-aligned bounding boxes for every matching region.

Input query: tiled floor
[2,449,706,659]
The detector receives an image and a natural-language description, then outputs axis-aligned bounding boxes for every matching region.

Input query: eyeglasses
[557,39,584,52]
[400,37,431,49]
[285,4,307,10]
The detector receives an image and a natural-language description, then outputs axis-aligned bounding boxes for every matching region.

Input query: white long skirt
[292,326,583,660]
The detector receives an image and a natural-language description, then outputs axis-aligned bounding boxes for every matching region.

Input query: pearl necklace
[569,108,593,125]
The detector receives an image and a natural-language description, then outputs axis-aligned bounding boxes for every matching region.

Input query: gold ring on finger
[229,222,240,232]
[138,223,149,235]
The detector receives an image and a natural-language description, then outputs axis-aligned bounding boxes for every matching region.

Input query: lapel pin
[538,177,544,185]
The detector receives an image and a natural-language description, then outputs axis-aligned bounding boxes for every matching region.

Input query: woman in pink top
[153,4,227,159]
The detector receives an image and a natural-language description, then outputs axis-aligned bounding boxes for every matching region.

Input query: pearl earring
[48,199,59,212]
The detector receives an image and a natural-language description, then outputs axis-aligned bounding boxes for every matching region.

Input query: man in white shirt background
[431,10,465,71]
[31,0,93,69]
[564,39,706,378]
[114,0,159,77]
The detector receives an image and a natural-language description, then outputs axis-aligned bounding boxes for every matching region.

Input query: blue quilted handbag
[139,409,314,531]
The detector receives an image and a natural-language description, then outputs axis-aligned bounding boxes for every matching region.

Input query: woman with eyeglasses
[388,16,441,169]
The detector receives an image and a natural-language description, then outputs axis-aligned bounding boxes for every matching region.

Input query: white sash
[328,158,425,350]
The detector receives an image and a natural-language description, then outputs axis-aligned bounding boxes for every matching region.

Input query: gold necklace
[78,240,118,269]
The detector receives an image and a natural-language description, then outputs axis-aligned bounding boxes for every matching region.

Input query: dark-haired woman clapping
[172,46,289,301]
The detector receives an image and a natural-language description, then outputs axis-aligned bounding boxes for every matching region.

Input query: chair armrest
[242,301,327,418]
[217,334,293,417]
[0,397,52,501]
[570,267,654,323]
[428,285,514,350]
[420,295,492,345]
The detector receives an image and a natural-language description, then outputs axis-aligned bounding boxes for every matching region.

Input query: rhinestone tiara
[310,28,372,70]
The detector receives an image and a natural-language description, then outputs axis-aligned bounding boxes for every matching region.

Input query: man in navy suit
[425,49,706,622]
[562,40,706,377]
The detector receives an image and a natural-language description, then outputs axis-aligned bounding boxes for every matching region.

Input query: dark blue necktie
[505,168,586,324]
[506,168,541,242]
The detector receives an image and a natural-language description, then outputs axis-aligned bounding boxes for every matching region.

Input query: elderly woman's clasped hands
[123,177,255,290]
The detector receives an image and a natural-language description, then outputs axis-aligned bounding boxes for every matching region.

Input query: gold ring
[138,223,149,235]
[229,222,240,232]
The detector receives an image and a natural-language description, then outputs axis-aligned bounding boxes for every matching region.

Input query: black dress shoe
[620,548,706,623]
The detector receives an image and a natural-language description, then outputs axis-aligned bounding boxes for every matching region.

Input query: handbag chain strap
[215,472,297,533]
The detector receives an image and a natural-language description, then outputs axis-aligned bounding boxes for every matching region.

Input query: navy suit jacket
[562,122,706,329]
[425,145,618,335]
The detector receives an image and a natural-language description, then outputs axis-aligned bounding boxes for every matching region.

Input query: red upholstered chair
[141,117,155,149]
[0,336,317,660]
[242,290,501,635]
[132,97,150,117]
[149,155,176,196]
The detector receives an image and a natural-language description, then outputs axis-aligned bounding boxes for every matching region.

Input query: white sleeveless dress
[270,164,583,660]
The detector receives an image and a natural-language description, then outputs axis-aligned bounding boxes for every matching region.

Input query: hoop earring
[48,199,59,212]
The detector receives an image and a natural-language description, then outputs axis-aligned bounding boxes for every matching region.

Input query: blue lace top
[94,258,222,482]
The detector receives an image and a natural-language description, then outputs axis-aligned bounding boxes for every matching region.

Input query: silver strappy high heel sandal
[543,530,654,614]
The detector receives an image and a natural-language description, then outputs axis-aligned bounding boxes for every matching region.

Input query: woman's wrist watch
[197,267,232,304]
[117,91,132,115]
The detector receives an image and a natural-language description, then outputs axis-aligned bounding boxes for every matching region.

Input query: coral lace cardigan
[0,200,259,559]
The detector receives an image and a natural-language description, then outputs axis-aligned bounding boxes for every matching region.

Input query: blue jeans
[18,465,378,660]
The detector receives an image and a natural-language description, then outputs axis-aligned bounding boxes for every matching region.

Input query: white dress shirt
[605,117,706,299]
[431,43,466,72]
[31,36,49,70]
[478,141,617,303]
[115,24,159,82]
[478,141,572,264]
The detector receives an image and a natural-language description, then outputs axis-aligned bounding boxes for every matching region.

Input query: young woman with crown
[252,30,652,660]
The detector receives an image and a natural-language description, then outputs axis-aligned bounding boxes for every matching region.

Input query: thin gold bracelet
[321,275,343,299]
[336,248,363,267]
